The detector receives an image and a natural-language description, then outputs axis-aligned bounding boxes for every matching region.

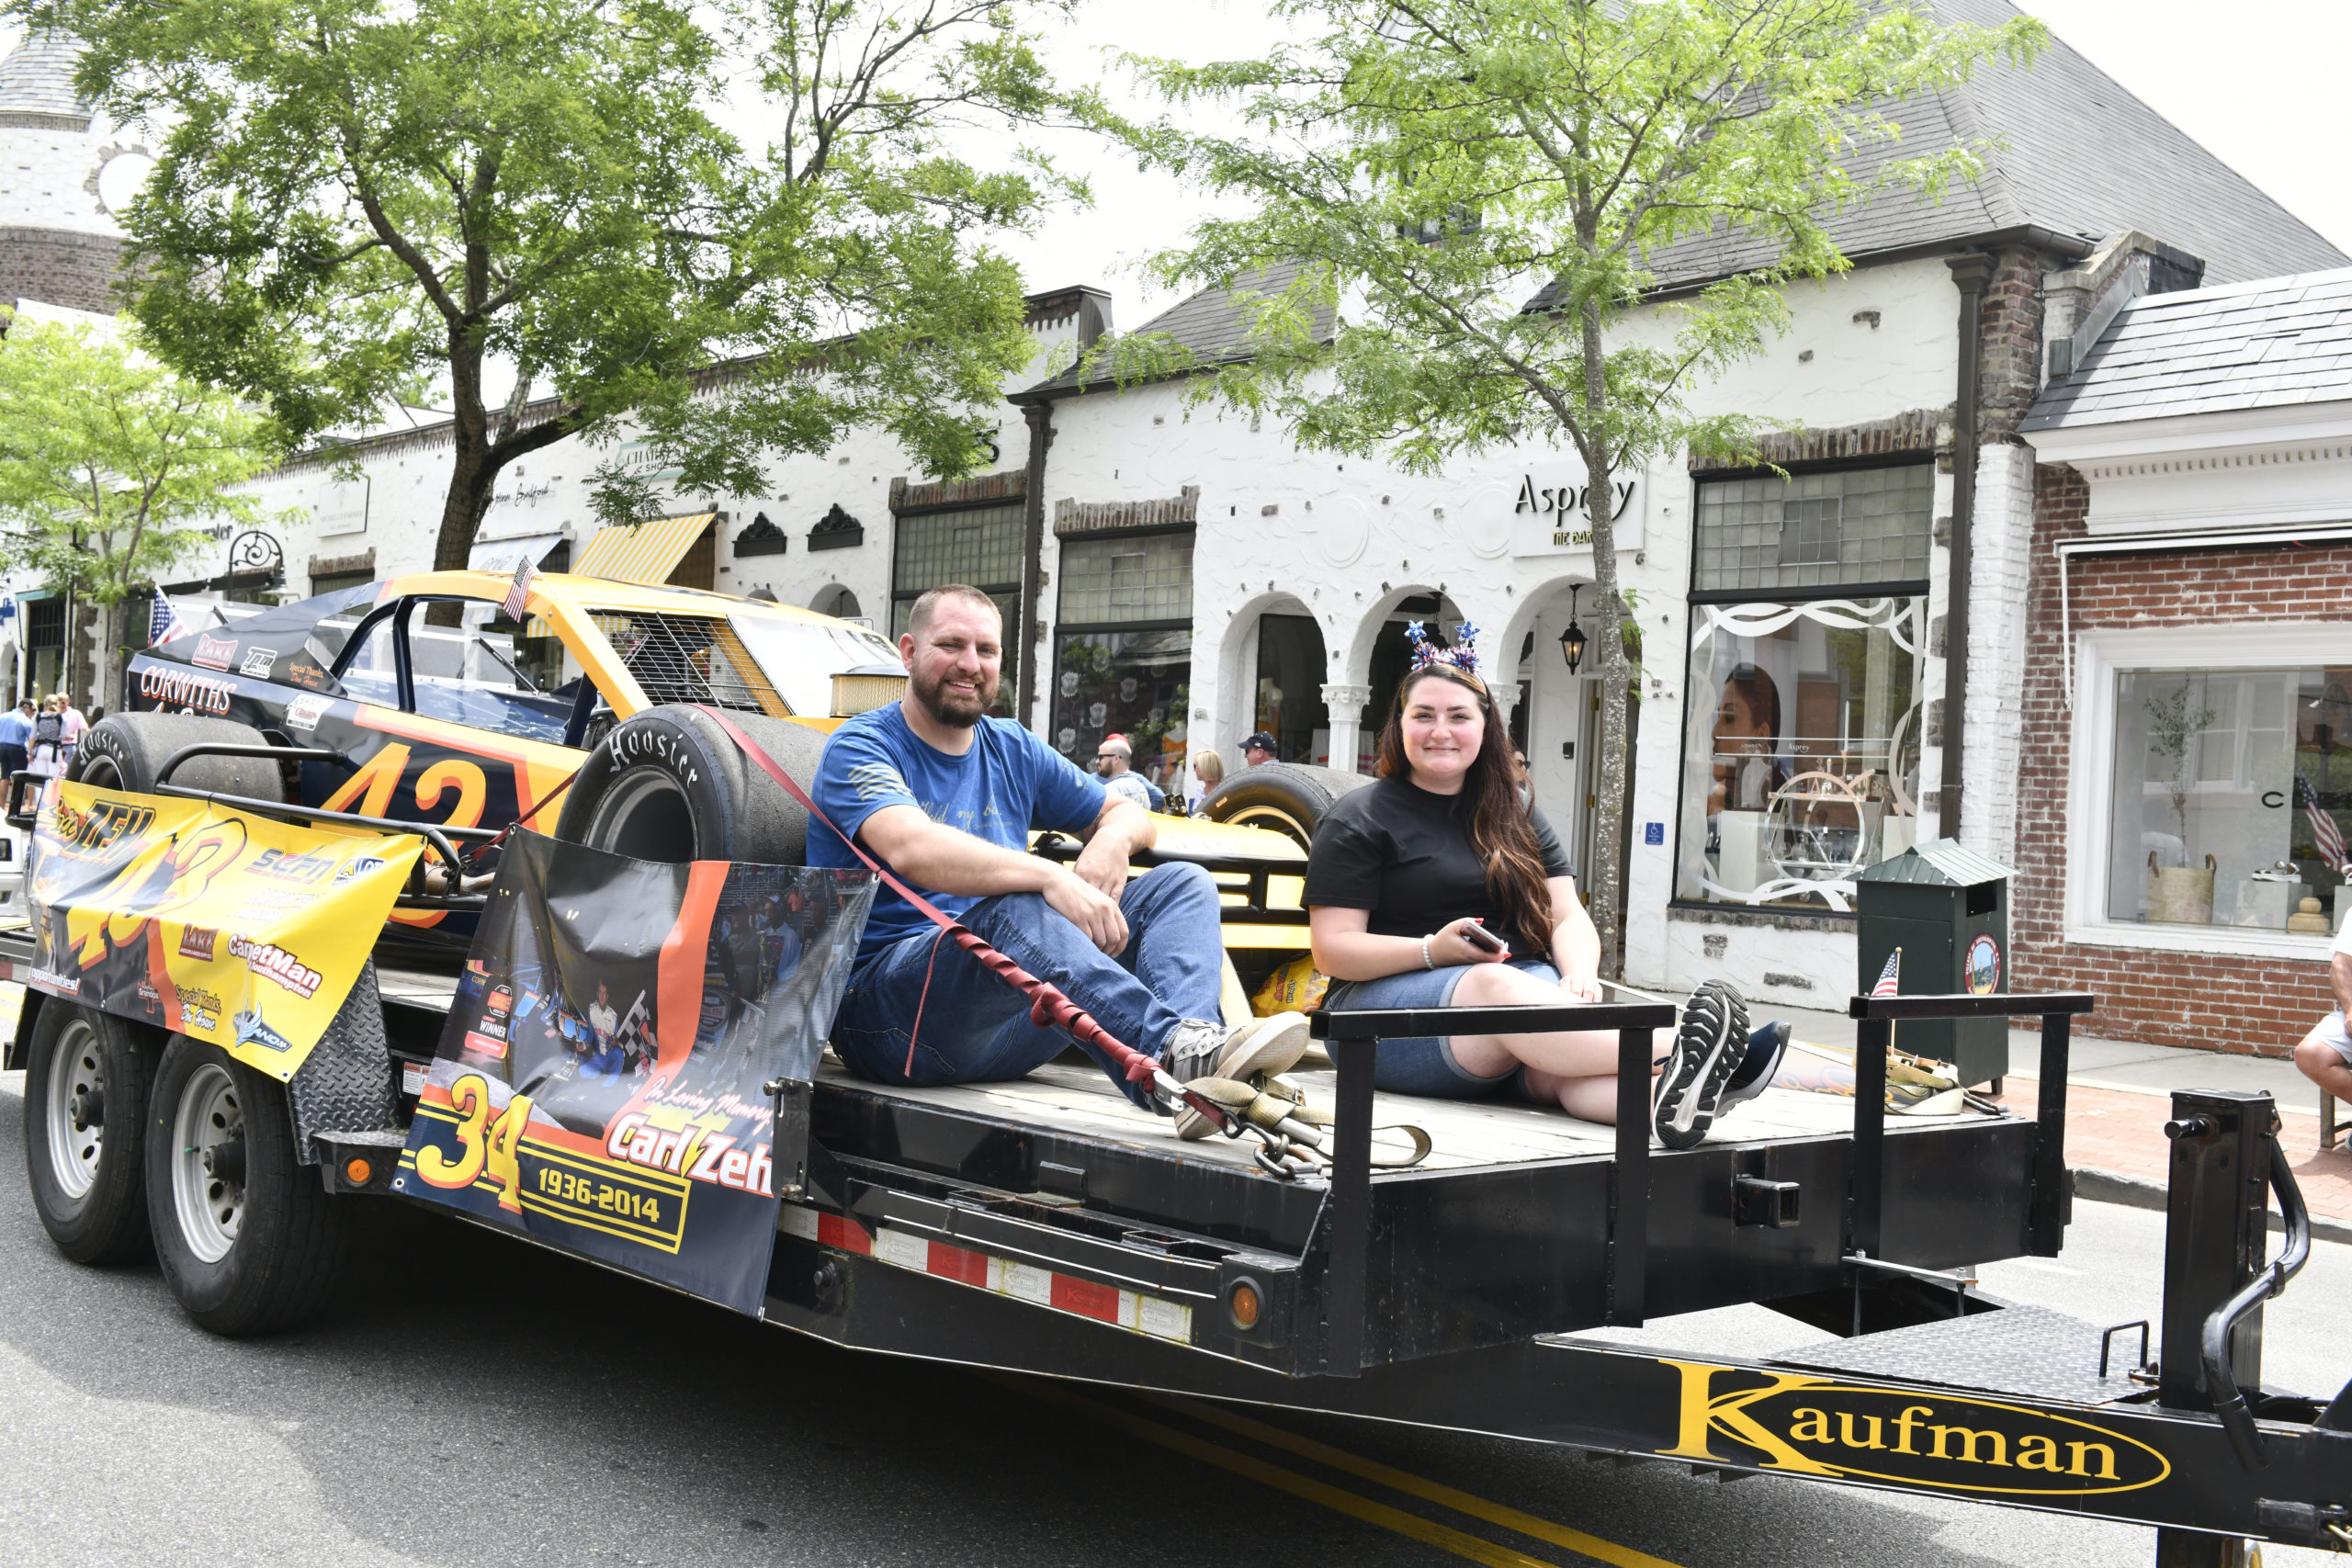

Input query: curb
[2075,1167,2352,1248]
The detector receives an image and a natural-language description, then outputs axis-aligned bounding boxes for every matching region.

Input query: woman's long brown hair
[1373,664,1555,957]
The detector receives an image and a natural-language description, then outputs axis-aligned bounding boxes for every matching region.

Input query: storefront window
[1051,529,1194,792]
[1676,597,1926,910]
[892,502,1024,715]
[2104,667,2352,931]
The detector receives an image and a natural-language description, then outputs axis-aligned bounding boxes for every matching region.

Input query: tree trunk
[1577,300,1633,982]
[427,328,502,624]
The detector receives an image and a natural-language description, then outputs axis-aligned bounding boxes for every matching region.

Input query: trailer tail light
[1226,1278,1263,1332]
[345,1156,374,1187]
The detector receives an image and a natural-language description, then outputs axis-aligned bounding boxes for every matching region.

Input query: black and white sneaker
[1655,980,1749,1149]
[1718,1021,1792,1111]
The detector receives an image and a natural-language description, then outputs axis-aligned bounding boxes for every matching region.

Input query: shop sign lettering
[1508,463,1646,558]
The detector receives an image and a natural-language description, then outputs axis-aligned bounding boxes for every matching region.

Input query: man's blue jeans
[831,862,1224,1105]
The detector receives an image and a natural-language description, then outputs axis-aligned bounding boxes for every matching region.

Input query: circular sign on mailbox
[1964,932,2002,995]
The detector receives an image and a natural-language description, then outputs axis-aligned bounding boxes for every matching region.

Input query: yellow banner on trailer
[23,781,424,1078]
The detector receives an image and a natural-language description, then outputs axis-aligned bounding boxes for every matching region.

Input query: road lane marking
[1146,1394,1686,1568]
[1011,1378,1572,1568]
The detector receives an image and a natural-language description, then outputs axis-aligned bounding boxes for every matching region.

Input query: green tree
[0,316,285,702]
[1092,0,2040,973]
[27,0,1082,582]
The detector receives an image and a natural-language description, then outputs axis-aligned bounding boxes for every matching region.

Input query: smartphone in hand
[1460,919,1510,956]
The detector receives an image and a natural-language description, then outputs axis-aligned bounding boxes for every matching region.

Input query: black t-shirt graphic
[1304,776,1573,960]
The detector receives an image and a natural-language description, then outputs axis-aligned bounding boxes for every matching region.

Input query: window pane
[1693,465,1932,592]
[892,502,1025,594]
[2105,667,2351,931]
[1049,628,1193,791]
[1675,597,1926,909]
[1057,531,1194,625]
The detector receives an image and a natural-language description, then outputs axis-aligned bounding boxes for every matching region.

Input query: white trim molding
[2061,621,2352,962]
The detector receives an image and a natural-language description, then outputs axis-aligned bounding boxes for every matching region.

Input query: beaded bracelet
[1420,934,1435,971]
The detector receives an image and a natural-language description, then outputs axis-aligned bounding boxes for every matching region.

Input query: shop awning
[467,532,566,574]
[571,513,714,586]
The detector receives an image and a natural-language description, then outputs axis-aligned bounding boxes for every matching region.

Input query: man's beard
[911,663,996,728]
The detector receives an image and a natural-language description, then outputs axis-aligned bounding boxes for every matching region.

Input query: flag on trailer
[503,557,536,621]
[2298,775,2347,873]
[1871,947,1902,998]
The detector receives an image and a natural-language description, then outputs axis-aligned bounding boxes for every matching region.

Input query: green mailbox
[1853,838,2014,1088]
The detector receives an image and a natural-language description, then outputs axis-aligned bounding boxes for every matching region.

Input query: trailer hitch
[2199,1135,2312,1471]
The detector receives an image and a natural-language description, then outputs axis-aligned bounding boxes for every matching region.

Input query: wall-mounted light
[1559,585,1588,674]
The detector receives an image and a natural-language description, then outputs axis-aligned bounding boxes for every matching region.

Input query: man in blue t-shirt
[811,586,1299,1108]
[0,697,32,782]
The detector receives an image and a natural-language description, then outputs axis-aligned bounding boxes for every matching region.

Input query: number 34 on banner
[415,1073,534,1213]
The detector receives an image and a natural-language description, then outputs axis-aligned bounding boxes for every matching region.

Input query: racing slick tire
[555,705,822,865]
[71,712,286,802]
[22,1003,159,1265]
[146,1033,348,1335]
[1201,763,1373,849]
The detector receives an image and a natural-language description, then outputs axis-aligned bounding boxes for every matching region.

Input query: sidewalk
[1772,1002,2352,1244]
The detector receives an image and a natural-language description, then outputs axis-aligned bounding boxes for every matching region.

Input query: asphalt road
[0,1066,2344,1568]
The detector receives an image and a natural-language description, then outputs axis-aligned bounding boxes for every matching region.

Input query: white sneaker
[1175,1013,1312,1138]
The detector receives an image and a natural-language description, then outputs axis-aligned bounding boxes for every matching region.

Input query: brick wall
[2010,462,2349,1056]
[0,225,120,312]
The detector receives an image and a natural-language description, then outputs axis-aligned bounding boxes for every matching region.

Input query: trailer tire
[554,705,822,865]
[146,1034,347,1335]
[72,712,285,801]
[22,1003,158,1264]
[1201,763,1374,849]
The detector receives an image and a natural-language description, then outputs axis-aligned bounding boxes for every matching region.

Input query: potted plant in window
[2144,682,2217,924]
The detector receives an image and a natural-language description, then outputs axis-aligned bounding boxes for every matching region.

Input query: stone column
[1491,680,1525,737]
[1321,682,1372,773]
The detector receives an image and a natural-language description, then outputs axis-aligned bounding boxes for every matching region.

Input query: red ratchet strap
[685,705,1231,1129]
[465,766,582,866]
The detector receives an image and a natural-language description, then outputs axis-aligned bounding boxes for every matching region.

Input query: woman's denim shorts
[1321,959,1561,1099]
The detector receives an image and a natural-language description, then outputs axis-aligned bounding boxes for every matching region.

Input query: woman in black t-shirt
[1306,650,1757,1140]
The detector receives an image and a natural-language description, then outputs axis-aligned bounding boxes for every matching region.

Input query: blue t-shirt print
[808,705,1109,952]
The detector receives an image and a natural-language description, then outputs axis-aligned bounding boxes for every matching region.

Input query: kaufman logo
[1654,1360,2169,1497]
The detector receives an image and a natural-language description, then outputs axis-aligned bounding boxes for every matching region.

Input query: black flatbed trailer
[6,904,2344,1564]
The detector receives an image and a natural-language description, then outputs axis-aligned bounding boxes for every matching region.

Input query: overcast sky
[13,0,2349,329]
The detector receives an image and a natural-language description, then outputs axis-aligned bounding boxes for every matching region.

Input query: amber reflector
[1227,1281,1262,1331]
[345,1157,373,1186]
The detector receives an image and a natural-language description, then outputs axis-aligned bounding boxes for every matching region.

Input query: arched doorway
[1344,588,1464,773]
[1252,609,1329,764]
[809,583,864,623]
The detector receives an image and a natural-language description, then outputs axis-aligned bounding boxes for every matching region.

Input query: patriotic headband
[1404,620,1480,678]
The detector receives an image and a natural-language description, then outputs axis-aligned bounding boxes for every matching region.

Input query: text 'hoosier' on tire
[22,1002,161,1265]
[554,705,825,865]
[1200,762,1374,850]
[146,1033,348,1336]
[71,711,288,801]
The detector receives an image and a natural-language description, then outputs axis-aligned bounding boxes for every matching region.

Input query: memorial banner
[396,829,872,1315]
[25,780,422,1078]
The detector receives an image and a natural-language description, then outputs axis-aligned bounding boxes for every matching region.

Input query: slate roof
[0,31,89,123]
[1530,0,2344,304]
[1020,260,1332,397]
[2023,265,2352,431]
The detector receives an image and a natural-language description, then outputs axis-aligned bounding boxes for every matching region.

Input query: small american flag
[502,557,536,621]
[2299,775,2348,873]
[1871,947,1902,998]
[148,587,186,647]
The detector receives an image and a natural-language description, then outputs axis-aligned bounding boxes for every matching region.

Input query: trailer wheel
[146,1034,347,1335]
[1201,763,1373,849]
[21,1003,157,1264]
[555,705,823,865]
[72,713,286,801]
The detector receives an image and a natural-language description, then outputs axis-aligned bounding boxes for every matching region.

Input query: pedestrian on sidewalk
[2292,911,2352,1136]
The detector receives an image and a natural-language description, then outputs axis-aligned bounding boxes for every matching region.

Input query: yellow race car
[100,570,1306,967]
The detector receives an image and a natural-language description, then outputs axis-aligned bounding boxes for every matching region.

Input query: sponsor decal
[239,646,279,678]
[232,1008,297,1054]
[286,660,332,691]
[177,924,219,962]
[28,965,80,995]
[249,846,341,885]
[140,664,236,716]
[332,856,386,884]
[228,934,326,999]
[192,634,238,671]
[462,1029,509,1061]
[46,795,156,858]
[135,979,160,1002]
[284,694,333,732]
[1654,1360,2168,1496]
[605,1110,774,1195]
[1965,933,2002,996]
[486,986,513,1016]
[401,1060,428,1097]
[472,1018,507,1043]
[603,726,702,787]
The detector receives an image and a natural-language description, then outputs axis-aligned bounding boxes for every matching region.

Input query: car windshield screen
[724,615,900,717]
